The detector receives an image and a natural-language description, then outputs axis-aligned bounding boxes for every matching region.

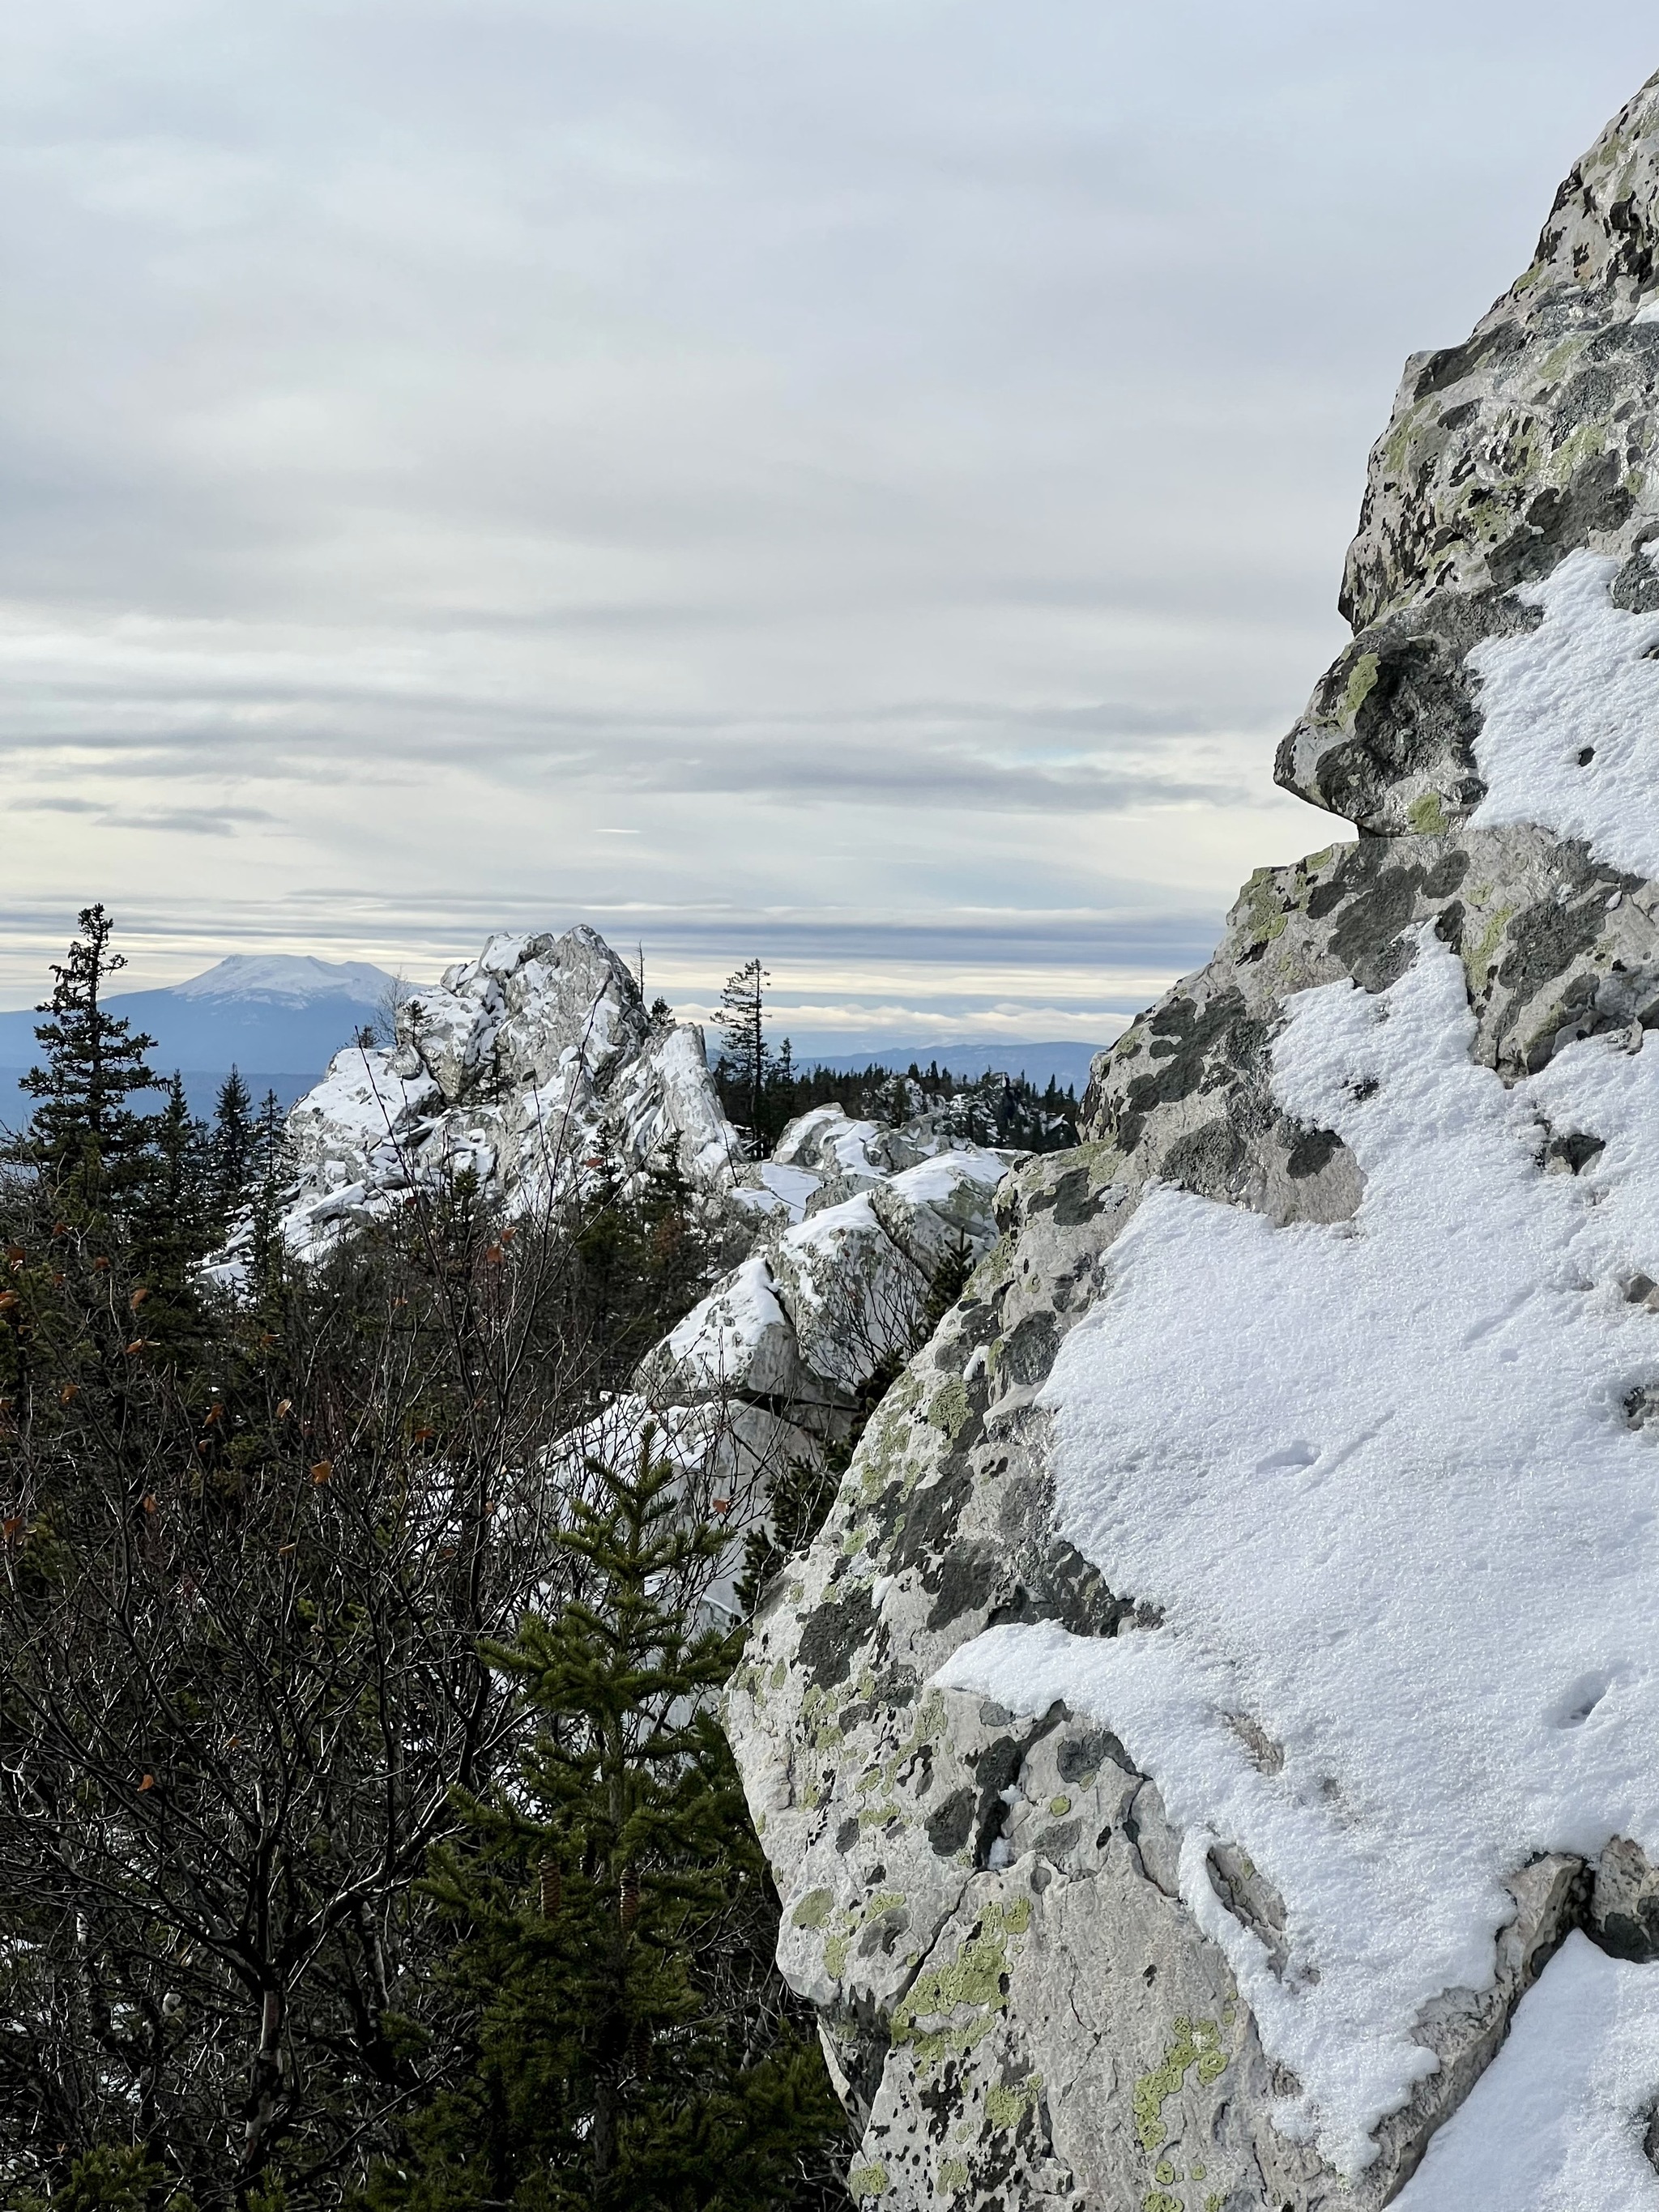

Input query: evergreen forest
[708,957,1079,1160]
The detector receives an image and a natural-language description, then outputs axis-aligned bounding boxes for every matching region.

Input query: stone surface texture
[725,70,1659,2212]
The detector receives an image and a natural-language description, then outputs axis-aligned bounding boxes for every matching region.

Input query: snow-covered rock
[644,1109,1020,1424]
[727,66,1659,2212]
[279,924,740,1256]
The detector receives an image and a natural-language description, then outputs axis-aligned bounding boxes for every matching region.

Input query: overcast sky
[2,3,1656,1044]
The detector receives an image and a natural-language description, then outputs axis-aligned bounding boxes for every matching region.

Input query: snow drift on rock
[938,927,1659,2172]
[1469,544,1659,880]
[1392,1933,1659,2212]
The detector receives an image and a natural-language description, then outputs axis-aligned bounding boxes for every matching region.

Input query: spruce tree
[19,904,160,1196]
[211,1064,256,1222]
[371,1432,847,2210]
[128,1071,214,1319]
[244,1089,289,1294]
[717,960,770,1158]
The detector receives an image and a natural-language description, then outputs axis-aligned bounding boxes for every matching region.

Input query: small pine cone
[539,1862,561,1920]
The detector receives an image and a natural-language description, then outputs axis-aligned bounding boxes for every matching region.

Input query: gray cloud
[13,795,277,835]
[0,2,1655,1006]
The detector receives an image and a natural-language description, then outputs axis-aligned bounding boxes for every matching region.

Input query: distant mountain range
[0,952,1109,1132]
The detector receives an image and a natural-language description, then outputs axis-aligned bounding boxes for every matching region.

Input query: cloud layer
[2,2,1656,1034]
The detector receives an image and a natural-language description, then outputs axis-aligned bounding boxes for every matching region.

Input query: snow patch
[936,931,1659,2172]
[172,953,398,1004]
[1469,546,1659,876]
[1394,1933,1659,2210]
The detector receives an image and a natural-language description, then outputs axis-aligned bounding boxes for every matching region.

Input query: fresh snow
[776,1191,883,1306]
[1469,545,1659,876]
[730,1161,821,1225]
[664,1256,793,1393]
[772,1107,889,1182]
[936,930,1659,2172]
[1393,1933,1659,2210]
[884,1147,1007,1206]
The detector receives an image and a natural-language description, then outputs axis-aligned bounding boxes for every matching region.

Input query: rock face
[279,926,739,1256]
[727,70,1659,2211]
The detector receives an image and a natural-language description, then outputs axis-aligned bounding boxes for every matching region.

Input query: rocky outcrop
[279,926,740,1255]
[727,69,1659,2211]
[1277,69,1659,841]
[267,925,1026,1507]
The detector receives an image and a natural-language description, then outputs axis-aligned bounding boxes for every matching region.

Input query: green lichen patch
[1407,790,1449,836]
[1132,2014,1229,2154]
[848,2163,888,2199]
[791,1886,835,1929]
[889,1894,1033,2073]
[1342,650,1381,722]
[937,2157,969,2194]
[983,2073,1041,2131]
[928,1378,972,1443]
[1465,902,1516,985]
[1239,867,1292,949]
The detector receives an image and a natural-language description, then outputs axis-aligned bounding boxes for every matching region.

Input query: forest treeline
[0,913,886,2212]
[709,956,1079,1159]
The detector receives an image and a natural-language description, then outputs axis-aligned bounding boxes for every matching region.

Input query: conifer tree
[371,1432,847,2210]
[211,1064,256,1221]
[244,1088,289,1294]
[717,959,770,1157]
[19,904,160,1196]
[128,1070,214,1315]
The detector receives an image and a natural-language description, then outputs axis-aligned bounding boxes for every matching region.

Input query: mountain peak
[171,955,401,1007]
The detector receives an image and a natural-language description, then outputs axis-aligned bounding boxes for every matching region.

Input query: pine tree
[370,1432,847,2210]
[19,904,160,1196]
[717,959,770,1158]
[211,1065,255,1222]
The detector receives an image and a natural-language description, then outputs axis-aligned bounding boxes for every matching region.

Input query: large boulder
[727,70,1659,2211]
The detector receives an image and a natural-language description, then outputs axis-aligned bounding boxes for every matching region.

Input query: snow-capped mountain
[168,954,397,1008]
[0,954,401,1105]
